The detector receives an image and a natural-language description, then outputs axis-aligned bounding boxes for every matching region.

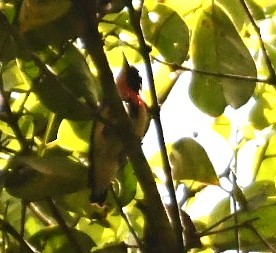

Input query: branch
[47,199,83,253]
[153,57,276,86]
[0,217,38,253]
[70,1,177,252]
[124,2,184,252]
[239,0,276,83]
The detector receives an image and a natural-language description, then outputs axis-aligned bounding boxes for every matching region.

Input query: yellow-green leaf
[169,138,219,185]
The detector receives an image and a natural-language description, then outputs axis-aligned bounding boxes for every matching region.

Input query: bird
[90,55,150,204]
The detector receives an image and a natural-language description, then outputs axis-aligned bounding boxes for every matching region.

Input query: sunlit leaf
[249,85,276,129]
[255,133,276,181]
[190,4,256,116]
[0,115,34,139]
[152,64,181,105]
[142,4,189,64]
[169,138,219,185]
[2,60,30,91]
[57,119,93,152]
[212,114,232,139]
[5,155,88,200]
[29,226,95,253]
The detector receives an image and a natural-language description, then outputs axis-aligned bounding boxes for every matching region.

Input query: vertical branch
[0,75,29,152]
[71,1,178,252]
[124,2,184,252]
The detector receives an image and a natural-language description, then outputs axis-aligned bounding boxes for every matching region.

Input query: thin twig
[28,202,55,226]
[198,217,259,236]
[0,217,38,253]
[110,188,143,250]
[248,224,276,253]
[238,0,276,83]
[153,57,276,85]
[47,199,83,253]
[124,2,185,252]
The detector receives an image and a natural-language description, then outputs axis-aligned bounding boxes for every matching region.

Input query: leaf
[189,4,256,116]
[212,114,232,139]
[48,45,100,104]
[5,155,88,200]
[153,64,181,105]
[206,180,276,251]
[116,161,137,206]
[0,115,34,139]
[19,0,72,32]
[92,242,127,253]
[29,226,95,253]
[57,119,93,152]
[207,203,276,252]
[54,189,107,219]
[249,85,276,129]
[142,4,189,64]
[255,133,276,181]
[32,72,92,120]
[169,138,219,185]
[0,12,18,62]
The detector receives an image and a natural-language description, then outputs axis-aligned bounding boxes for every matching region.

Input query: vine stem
[125,2,185,252]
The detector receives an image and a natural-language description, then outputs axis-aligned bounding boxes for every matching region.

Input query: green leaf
[169,138,219,185]
[29,226,95,253]
[249,86,276,129]
[212,115,232,139]
[0,115,34,139]
[206,180,276,251]
[57,119,93,152]
[54,189,107,219]
[48,45,100,103]
[32,72,92,120]
[19,0,72,32]
[153,64,181,105]
[217,0,264,30]
[116,161,137,206]
[142,4,189,64]
[255,133,276,181]
[92,242,127,253]
[2,60,30,91]
[5,155,88,200]
[0,13,18,62]
[190,4,256,116]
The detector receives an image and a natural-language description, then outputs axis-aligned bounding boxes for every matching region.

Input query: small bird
[90,55,150,204]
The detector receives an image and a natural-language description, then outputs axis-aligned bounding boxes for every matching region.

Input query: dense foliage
[0,0,275,252]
